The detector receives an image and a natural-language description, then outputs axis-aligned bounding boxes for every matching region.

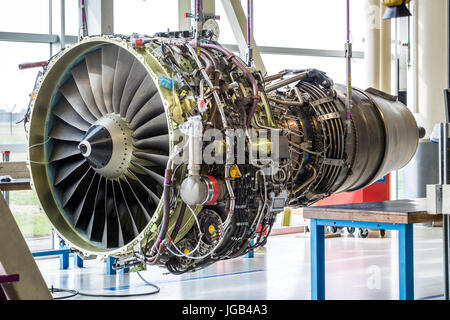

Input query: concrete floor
[36,225,445,300]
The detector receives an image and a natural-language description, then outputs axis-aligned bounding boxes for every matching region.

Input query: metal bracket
[310,97,335,107]
[317,112,341,122]
[427,184,443,214]
[322,158,345,167]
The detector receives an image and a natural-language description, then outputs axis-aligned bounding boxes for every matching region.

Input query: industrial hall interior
[2,0,450,303]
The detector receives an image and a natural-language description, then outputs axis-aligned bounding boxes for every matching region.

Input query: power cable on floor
[49,271,160,299]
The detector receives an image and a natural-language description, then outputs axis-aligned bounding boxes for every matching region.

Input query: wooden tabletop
[303,198,442,224]
[0,178,31,191]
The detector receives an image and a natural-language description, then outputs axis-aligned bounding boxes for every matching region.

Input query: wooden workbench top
[303,198,442,224]
[0,178,31,191]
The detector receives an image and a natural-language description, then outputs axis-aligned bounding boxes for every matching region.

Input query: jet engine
[27,34,421,273]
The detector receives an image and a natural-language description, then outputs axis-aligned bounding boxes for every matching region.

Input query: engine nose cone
[79,125,113,169]
[78,141,90,156]
[80,114,134,179]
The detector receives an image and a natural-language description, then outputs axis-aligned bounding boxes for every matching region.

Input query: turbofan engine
[28,34,421,274]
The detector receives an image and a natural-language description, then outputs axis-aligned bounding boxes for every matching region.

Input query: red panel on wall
[315,174,390,206]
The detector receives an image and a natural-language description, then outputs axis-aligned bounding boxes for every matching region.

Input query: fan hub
[81,114,133,179]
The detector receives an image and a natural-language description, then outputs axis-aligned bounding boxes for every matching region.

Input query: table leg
[74,254,84,268]
[106,257,116,275]
[59,242,69,270]
[310,219,325,300]
[246,241,254,258]
[398,224,414,300]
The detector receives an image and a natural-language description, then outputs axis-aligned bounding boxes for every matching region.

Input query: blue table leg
[310,219,325,300]
[59,243,69,270]
[246,241,254,258]
[398,224,414,300]
[74,254,84,268]
[106,257,116,275]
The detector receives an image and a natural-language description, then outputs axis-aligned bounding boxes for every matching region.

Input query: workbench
[0,174,127,274]
[303,198,442,300]
[0,178,31,191]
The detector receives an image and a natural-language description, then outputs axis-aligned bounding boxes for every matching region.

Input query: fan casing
[28,37,192,258]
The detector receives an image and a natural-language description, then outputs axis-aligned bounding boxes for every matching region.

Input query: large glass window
[114,0,178,35]
[262,54,367,88]
[0,0,50,34]
[0,41,49,144]
[0,41,52,250]
[252,0,365,51]
[217,0,365,50]
[215,0,366,87]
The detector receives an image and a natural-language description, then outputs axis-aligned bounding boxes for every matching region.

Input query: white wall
[416,0,448,136]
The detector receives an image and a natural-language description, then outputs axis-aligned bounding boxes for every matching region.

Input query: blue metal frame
[32,241,85,270]
[245,240,254,258]
[74,254,84,268]
[310,219,414,300]
[32,248,131,274]
[32,249,70,270]
[106,257,130,275]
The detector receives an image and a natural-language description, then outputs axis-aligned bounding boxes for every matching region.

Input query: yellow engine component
[229,164,242,179]
[383,0,410,7]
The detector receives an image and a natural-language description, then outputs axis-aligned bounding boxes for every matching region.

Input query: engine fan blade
[112,48,135,114]
[49,141,81,162]
[132,152,169,168]
[85,49,108,115]
[117,178,145,233]
[132,113,168,140]
[121,176,153,223]
[119,59,148,118]
[73,173,101,230]
[49,118,86,142]
[60,78,97,124]
[132,134,170,154]
[53,156,88,186]
[112,180,138,243]
[71,60,103,119]
[128,94,164,130]
[102,45,118,114]
[125,75,158,123]
[52,98,91,132]
[130,161,165,187]
[61,168,94,208]
[104,179,123,248]
[126,170,161,206]
[87,177,106,242]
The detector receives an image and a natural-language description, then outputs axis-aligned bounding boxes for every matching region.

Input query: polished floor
[36,226,444,300]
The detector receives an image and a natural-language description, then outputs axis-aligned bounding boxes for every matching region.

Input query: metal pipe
[448,0,450,89]
[265,72,308,93]
[267,96,304,106]
[345,0,352,129]
[80,0,88,38]
[194,0,202,55]
[446,0,450,301]
[263,72,288,83]
[439,123,450,300]
[60,0,65,49]
[18,61,48,70]
[194,42,259,128]
[49,0,52,57]
[246,0,253,66]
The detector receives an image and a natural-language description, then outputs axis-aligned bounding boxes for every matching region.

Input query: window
[114,0,179,35]
[262,54,367,88]
[0,41,52,248]
[252,0,365,51]
[0,0,50,34]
